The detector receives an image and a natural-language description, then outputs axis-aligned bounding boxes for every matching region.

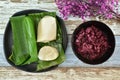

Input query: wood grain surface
[0,0,120,35]
[0,0,120,79]
[0,67,120,80]
[1,35,120,67]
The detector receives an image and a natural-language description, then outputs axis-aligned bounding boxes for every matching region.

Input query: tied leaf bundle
[9,16,38,65]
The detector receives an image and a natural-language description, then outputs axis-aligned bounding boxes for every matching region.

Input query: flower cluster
[55,0,119,19]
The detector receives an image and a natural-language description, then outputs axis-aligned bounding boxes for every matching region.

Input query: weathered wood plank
[10,0,21,2]
[0,0,55,3]
[38,0,55,3]
[1,34,120,67]
[65,19,120,35]
[0,67,120,80]
[0,0,120,79]
[0,1,120,35]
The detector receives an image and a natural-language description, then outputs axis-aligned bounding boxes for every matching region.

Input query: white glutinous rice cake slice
[37,16,57,43]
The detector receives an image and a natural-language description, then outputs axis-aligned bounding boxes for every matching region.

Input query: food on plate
[9,12,65,71]
[9,16,38,65]
[37,16,57,43]
[38,46,59,61]
[29,12,65,71]
[75,25,110,60]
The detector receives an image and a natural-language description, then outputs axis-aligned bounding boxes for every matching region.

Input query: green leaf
[28,12,65,71]
[9,16,38,65]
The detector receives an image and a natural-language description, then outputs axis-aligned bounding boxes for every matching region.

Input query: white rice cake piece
[37,16,57,43]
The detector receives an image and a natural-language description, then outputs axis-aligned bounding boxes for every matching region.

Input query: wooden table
[0,0,120,80]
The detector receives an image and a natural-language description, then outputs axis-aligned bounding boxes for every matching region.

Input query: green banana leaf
[28,12,65,71]
[9,16,38,65]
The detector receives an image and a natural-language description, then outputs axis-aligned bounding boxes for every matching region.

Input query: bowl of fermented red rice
[71,21,115,64]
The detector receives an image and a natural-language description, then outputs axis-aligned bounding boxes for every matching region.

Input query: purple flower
[55,0,119,20]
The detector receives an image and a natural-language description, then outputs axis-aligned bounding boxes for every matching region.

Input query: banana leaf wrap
[28,12,65,71]
[9,16,38,65]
